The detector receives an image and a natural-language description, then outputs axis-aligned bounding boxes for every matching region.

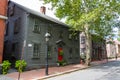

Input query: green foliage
[2,60,11,74]
[80,53,86,59]
[117,30,120,41]
[117,38,120,41]
[15,60,27,73]
[44,0,120,39]
[44,0,120,65]
[59,50,63,55]
[57,60,67,66]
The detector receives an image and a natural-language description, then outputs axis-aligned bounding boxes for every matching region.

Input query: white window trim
[0,15,8,19]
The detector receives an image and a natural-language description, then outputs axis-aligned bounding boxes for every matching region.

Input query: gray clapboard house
[4,1,80,68]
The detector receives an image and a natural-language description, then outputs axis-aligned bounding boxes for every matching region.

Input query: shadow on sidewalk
[5,59,115,80]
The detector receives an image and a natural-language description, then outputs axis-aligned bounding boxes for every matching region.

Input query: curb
[32,66,91,80]
[32,60,114,80]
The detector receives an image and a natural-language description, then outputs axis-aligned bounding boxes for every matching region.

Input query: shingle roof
[10,1,69,27]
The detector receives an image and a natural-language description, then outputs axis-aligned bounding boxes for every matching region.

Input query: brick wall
[0,0,7,63]
[0,0,7,16]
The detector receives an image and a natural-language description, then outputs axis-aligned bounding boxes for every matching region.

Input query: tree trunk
[84,24,92,66]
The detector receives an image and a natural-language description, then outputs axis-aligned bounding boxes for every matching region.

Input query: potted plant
[15,60,27,72]
[2,60,11,74]
[59,50,64,56]
[57,61,60,66]
[80,53,86,64]
[57,60,67,66]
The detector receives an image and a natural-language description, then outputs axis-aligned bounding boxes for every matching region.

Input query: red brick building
[0,0,8,63]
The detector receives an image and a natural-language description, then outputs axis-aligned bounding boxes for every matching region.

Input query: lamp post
[45,32,51,75]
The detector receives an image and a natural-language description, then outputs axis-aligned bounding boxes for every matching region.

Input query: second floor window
[81,36,85,44]
[8,5,15,17]
[59,30,63,39]
[14,18,21,34]
[33,19,41,33]
[5,22,9,36]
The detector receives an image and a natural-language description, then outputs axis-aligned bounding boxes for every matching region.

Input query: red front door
[58,47,63,61]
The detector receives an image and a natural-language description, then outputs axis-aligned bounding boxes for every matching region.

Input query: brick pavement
[4,59,114,80]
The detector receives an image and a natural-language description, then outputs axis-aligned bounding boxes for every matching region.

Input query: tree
[44,0,120,65]
[115,16,120,41]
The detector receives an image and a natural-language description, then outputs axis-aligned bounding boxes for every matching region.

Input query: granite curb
[5,59,117,80]
[34,60,108,80]
[33,66,90,80]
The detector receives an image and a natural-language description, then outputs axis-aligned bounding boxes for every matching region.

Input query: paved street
[45,60,120,80]
[0,75,14,80]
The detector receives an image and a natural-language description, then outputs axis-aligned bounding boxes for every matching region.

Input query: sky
[11,0,60,21]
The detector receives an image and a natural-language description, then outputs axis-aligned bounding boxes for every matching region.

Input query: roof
[10,1,69,27]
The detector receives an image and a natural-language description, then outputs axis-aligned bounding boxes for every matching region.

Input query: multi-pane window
[5,22,9,36]
[69,48,73,59]
[8,5,15,16]
[80,48,86,54]
[12,42,18,53]
[14,18,21,34]
[75,48,79,59]
[80,36,85,44]
[47,26,52,38]
[59,30,63,39]
[33,19,41,33]
[33,43,41,58]
[68,31,73,40]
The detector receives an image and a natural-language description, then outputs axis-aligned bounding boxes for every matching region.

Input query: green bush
[80,53,86,59]
[2,60,11,74]
[15,60,27,73]
[57,60,67,66]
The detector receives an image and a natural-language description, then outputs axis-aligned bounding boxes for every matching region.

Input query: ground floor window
[33,43,41,58]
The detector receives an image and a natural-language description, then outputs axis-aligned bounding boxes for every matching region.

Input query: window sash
[33,43,40,58]
[33,19,41,33]
[81,36,85,44]
[14,18,20,34]
[5,22,9,36]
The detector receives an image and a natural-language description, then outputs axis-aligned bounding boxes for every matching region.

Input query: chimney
[40,6,46,14]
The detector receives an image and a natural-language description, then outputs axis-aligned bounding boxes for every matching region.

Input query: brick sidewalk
[5,59,110,80]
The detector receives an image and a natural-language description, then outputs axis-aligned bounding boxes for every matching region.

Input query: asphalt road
[45,60,120,80]
[0,75,13,80]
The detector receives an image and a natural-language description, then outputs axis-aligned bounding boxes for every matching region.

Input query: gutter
[0,15,8,20]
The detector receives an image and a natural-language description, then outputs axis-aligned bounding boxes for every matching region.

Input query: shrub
[57,60,67,66]
[2,60,11,74]
[80,53,86,59]
[15,60,27,73]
